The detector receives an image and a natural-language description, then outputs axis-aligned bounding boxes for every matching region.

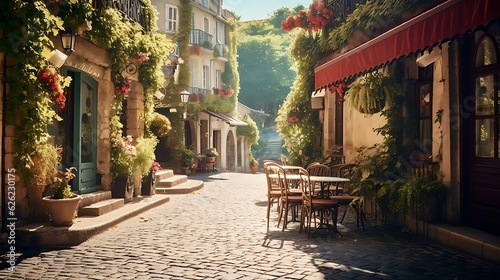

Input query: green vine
[276,31,323,166]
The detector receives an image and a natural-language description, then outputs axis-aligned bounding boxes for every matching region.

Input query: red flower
[287,116,299,123]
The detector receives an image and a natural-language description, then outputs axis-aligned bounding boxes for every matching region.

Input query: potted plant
[250,158,259,174]
[180,146,196,173]
[134,136,159,196]
[204,147,219,163]
[345,71,402,114]
[392,175,447,222]
[142,162,161,196]
[42,167,81,226]
[150,112,172,138]
[110,135,136,202]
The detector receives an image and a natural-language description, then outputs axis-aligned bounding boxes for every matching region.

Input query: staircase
[77,170,204,217]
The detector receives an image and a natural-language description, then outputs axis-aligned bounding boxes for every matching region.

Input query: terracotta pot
[42,195,81,226]
[205,156,216,163]
[250,165,258,174]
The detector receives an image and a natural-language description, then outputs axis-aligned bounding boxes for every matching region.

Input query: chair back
[306,163,331,176]
[298,168,313,206]
[335,163,356,195]
[264,161,281,193]
[276,165,294,199]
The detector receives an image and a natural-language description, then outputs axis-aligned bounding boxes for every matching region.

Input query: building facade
[152,0,250,172]
[313,0,500,235]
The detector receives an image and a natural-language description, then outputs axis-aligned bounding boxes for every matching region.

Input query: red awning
[315,0,500,89]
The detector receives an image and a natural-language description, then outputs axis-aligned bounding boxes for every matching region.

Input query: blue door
[72,72,98,193]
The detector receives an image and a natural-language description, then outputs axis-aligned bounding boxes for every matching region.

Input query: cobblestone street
[2,172,500,279]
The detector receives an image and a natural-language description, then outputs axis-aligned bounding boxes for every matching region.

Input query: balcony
[188,87,212,96]
[213,43,229,60]
[93,0,149,31]
[189,29,213,50]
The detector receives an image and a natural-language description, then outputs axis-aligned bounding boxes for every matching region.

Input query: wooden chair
[263,161,282,232]
[298,168,340,237]
[306,163,332,197]
[276,166,302,231]
[331,163,366,231]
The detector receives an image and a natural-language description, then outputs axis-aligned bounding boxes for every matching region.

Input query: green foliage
[237,115,259,145]
[150,112,172,138]
[110,136,137,178]
[50,167,77,199]
[250,157,259,167]
[134,136,159,176]
[204,148,219,157]
[179,146,196,168]
[276,32,322,166]
[319,0,423,52]
[345,72,402,114]
[389,176,447,217]
[1,0,170,183]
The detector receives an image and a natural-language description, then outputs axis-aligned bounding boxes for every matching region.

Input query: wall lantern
[48,49,68,68]
[60,29,76,53]
[180,90,190,104]
[180,90,190,119]
[416,48,441,68]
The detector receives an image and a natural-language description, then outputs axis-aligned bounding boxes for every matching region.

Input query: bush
[150,112,171,138]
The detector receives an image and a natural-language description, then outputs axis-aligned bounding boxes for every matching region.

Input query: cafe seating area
[264,159,366,237]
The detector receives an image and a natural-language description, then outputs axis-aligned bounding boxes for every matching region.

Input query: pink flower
[151,162,161,172]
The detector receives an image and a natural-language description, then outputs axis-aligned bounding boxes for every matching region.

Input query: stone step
[155,169,174,181]
[78,198,124,216]
[156,174,188,188]
[156,179,204,194]
[79,191,112,208]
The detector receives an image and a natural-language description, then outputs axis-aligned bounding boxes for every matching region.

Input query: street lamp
[180,90,190,104]
[180,90,190,119]
[60,28,76,54]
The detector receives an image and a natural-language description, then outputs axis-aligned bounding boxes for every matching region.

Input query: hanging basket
[345,72,401,114]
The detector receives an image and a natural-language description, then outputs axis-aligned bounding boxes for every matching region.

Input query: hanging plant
[345,71,402,114]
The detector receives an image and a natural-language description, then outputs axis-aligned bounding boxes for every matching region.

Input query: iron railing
[189,29,213,49]
[93,0,149,31]
[214,43,229,59]
[188,87,211,96]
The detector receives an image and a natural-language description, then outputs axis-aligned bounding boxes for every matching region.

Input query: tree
[237,38,295,119]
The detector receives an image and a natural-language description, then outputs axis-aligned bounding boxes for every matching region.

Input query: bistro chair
[276,166,303,231]
[263,161,283,232]
[298,168,340,237]
[330,163,366,231]
[306,163,332,197]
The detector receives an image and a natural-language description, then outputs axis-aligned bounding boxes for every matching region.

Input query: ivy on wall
[0,0,172,179]
[276,0,428,166]
[276,32,323,166]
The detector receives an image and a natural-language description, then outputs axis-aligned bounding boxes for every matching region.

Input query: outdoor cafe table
[268,174,350,235]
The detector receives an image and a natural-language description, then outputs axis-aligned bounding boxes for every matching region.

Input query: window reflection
[475,36,497,67]
[476,119,494,158]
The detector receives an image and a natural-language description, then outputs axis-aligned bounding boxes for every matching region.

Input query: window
[215,70,220,88]
[473,33,500,158]
[203,17,209,33]
[190,61,198,87]
[416,66,433,155]
[165,5,178,32]
[203,65,209,89]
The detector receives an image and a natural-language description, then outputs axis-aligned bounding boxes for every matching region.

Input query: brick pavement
[1,172,500,279]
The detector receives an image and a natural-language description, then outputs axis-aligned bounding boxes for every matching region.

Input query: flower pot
[250,165,258,174]
[112,175,134,203]
[42,195,81,226]
[141,171,156,196]
[205,156,216,163]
